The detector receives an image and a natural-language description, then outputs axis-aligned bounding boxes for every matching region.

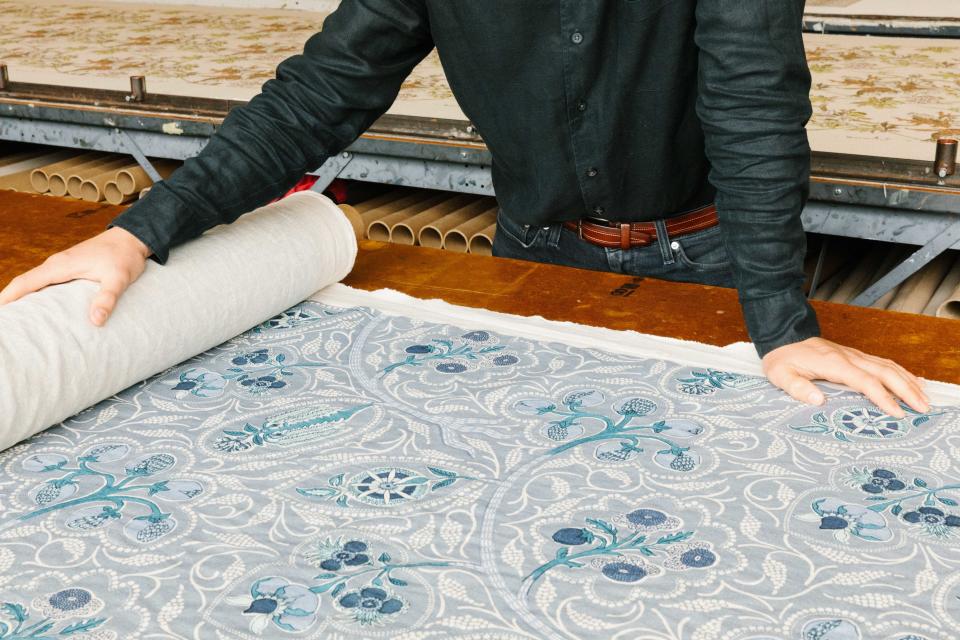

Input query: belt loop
[546,223,562,248]
[654,219,674,265]
[619,224,631,251]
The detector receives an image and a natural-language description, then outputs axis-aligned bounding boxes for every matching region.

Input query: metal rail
[2,80,959,305]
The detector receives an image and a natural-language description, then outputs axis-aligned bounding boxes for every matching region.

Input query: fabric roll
[0,191,356,448]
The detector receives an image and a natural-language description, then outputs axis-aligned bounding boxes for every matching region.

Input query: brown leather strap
[563,204,718,250]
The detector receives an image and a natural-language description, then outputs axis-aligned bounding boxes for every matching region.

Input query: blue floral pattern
[0,301,956,639]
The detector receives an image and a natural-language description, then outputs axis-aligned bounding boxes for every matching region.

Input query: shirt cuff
[741,287,821,359]
[107,183,204,264]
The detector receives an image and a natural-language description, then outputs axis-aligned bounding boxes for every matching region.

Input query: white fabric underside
[310,284,960,406]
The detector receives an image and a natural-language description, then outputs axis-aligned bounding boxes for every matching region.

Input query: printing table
[2,189,959,385]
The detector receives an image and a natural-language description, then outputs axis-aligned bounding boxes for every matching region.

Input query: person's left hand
[762,337,930,418]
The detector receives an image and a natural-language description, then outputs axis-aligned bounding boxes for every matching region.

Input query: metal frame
[803,14,960,37]
[2,81,959,306]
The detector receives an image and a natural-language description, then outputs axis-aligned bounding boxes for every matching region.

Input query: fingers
[0,257,76,305]
[89,275,129,327]
[851,356,930,415]
[767,368,826,406]
[822,356,906,418]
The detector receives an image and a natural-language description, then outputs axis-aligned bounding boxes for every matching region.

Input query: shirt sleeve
[110,0,433,263]
[694,0,821,358]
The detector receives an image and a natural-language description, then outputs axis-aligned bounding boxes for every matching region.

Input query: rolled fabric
[0,191,356,448]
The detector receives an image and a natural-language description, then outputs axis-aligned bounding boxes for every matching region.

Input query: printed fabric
[0,301,957,639]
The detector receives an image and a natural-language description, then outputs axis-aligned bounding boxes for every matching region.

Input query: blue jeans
[492,211,736,288]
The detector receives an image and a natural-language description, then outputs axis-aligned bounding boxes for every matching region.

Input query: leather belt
[562,203,718,250]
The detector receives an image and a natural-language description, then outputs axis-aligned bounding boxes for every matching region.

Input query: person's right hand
[0,227,151,326]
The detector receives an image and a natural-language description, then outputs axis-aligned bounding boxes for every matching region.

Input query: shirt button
[571,31,584,44]
[577,101,587,112]
[593,206,605,216]
[586,168,599,177]
[670,241,680,251]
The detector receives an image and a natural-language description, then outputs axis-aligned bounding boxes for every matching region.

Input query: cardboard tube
[0,149,73,174]
[49,156,121,197]
[69,157,133,199]
[443,208,499,253]
[337,204,364,240]
[359,191,436,229]
[868,245,911,310]
[811,265,847,301]
[934,255,960,319]
[0,170,37,192]
[30,152,106,193]
[828,246,885,304]
[367,193,451,242]
[104,181,136,205]
[80,162,140,202]
[390,194,477,245]
[115,159,180,195]
[139,187,151,199]
[923,254,960,316]
[354,189,410,214]
[0,151,77,193]
[468,223,497,255]
[887,251,953,314]
[419,198,497,248]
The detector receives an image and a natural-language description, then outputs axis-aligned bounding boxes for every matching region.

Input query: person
[0,0,929,416]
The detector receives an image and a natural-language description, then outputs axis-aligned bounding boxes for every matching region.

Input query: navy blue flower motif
[552,527,595,545]
[902,507,960,527]
[231,349,270,366]
[48,588,92,612]
[679,547,716,568]
[405,344,434,354]
[32,587,105,620]
[240,375,287,392]
[861,469,907,494]
[493,354,519,366]
[461,331,491,342]
[436,362,468,374]
[339,587,404,625]
[601,561,647,583]
[319,540,371,571]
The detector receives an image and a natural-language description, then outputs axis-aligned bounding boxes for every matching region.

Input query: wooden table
[3,190,959,383]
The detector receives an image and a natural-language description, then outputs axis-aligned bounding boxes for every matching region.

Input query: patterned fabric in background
[0,301,957,639]
[0,0,957,159]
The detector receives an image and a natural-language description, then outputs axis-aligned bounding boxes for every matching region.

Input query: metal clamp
[126,76,147,103]
[935,137,957,182]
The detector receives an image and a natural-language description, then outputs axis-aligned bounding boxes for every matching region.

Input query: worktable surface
[2,189,958,384]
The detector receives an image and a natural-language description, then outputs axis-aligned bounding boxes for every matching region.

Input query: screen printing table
[2,189,959,385]
[804,0,960,36]
[2,1,960,310]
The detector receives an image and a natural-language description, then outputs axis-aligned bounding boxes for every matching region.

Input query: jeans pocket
[672,228,732,272]
[495,211,542,249]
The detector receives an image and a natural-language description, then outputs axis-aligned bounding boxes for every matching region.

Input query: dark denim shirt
[112,0,820,357]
